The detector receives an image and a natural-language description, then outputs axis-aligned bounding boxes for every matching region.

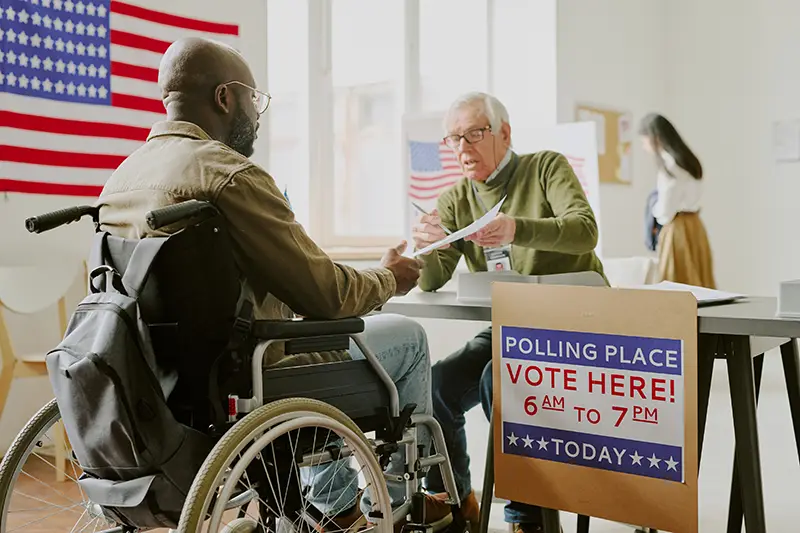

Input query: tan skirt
[657,212,716,289]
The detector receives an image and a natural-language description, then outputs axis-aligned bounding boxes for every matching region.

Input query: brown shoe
[370,493,454,533]
[431,490,480,529]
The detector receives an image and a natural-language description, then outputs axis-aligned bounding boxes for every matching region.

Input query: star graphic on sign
[87,44,96,57]
[97,65,107,78]
[67,61,76,74]
[86,2,96,16]
[43,57,54,71]
[665,457,679,472]
[630,451,643,466]
[18,53,29,67]
[536,437,549,451]
[18,32,29,46]
[55,80,65,94]
[98,85,108,99]
[97,24,107,38]
[42,15,52,29]
[18,75,29,89]
[31,34,42,48]
[77,83,86,96]
[65,20,74,33]
[54,0,64,9]
[76,22,85,35]
[32,12,42,25]
[97,45,107,58]
[87,23,96,37]
[54,18,64,32]
[31,77,41,90]
[88,84,97,98]
[77,63,87,76]
[506,432,519,446]
[97,5,106,17]
[522,435,534,448]
[67,82,76,95]
[647,454,661,469]
[6,29,16,43]
[88,64,96,77]
[76,1,86,14]
[65,0,75,12]
[56,59,65,73]
[66,41,75,54]
[42,78,53,92]
[42,0,52,7]
[31,56,41,69]
[5,7,15,21]
[6,73,17,87]
[44,36,54,50]
[77,43,85,56]
[18,10,29,24]
[55,39,65,52]
[6,50,17,65]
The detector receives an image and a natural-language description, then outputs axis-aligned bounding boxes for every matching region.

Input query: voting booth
[492,283,698,533]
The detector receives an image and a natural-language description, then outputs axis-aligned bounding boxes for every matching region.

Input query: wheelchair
[0,200,460,533]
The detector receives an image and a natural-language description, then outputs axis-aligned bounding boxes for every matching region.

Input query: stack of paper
[626,281,745,306]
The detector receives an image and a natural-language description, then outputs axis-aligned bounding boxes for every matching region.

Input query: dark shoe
[372,493,454,533]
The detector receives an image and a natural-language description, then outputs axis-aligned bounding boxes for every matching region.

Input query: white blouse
[652,151,702,226]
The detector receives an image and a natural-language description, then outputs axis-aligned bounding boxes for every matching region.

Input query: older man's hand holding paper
[411,197,506,257]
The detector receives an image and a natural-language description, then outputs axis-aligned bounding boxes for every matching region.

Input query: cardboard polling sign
[492,283,698,533]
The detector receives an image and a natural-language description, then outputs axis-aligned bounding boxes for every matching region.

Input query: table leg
[726,353,764,533]
[576,514,590,533]
[780,339,800,463]
[697,334,718,464]
[725,335,766,533]
[541,509,560,533]
[479,413,494,533]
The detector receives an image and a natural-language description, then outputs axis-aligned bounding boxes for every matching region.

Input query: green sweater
[419,150,607,291]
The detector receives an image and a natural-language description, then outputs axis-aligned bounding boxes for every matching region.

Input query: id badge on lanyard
[472,182,513,272]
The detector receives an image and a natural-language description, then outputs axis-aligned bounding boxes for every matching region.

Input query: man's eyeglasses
[222,80,271,114]
[443,126,492,149]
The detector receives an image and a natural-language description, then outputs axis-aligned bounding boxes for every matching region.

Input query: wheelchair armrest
[252,317,365,341]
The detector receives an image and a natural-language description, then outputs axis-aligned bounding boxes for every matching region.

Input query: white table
[384,287,800,533]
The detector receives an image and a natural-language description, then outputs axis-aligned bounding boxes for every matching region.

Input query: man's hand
[467,213,516,248]
[412,209,449,254]
[381,241,424,296]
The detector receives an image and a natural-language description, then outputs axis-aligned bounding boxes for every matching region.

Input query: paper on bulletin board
[492,283,698,533]
[576,104,633,185]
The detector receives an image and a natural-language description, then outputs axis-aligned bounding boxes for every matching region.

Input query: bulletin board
[492,283,698,533]
[575,104,633,185]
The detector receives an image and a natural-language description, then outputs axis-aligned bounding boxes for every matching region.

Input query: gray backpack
[46,235,214,528]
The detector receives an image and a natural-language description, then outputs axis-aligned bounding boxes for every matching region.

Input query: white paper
[627,281,745,305]
[411,197,506,258]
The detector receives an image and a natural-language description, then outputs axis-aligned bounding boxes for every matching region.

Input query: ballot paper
[411,197,506,258]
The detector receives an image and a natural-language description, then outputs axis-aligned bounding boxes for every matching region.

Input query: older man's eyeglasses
[443,126,492,149]
[221,80,272,114]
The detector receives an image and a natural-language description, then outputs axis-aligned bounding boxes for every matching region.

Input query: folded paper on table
[626,281,745,306]
[411,197,506,258]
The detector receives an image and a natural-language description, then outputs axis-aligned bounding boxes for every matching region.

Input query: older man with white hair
[413,92,606,533]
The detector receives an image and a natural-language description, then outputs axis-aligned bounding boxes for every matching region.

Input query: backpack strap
[121,237,168,299]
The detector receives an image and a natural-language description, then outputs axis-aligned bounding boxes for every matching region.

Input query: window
[262,0,556,256]
[267,0,310,227]
[329,0,406,243]
[419,0,488,112]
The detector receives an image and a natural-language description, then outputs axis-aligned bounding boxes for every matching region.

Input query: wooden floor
[4,454,172,533]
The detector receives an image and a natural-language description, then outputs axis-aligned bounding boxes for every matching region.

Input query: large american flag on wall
[0,0,239,196]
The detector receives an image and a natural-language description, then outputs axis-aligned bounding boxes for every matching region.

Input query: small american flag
[408,140,462,202]
[565,154,589,196]
[0,0,239,197]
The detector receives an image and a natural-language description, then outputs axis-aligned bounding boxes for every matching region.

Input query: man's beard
[227,109,256,157]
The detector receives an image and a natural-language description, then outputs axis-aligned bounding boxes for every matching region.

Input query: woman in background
[639,113,716,288]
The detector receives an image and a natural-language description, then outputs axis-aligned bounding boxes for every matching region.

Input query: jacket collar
[146,121,214,142]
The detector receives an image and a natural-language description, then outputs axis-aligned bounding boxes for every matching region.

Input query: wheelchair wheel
[0,399,119,533]
[178,397,393,533]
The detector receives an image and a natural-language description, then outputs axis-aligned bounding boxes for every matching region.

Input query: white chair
[0,262,86,480]
[602,256,659,287]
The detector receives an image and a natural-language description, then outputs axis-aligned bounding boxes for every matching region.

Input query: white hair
[443,92,510,134]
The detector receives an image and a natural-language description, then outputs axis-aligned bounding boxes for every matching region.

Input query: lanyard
[471,174,513,215]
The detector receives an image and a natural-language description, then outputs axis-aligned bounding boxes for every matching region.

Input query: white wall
[556,0,668,261]
[665,0,773,295]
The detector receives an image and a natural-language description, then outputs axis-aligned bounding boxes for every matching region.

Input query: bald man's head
[157,37,260,157]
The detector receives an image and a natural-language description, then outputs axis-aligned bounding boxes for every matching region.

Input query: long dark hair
[638,113,703,180]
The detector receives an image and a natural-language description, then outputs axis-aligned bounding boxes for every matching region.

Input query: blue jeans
[425,327,544,525]
[301,313,432,516]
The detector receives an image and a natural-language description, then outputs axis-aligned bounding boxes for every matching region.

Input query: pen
[411,202,452,235]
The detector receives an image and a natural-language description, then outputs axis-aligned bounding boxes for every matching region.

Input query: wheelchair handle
[25,205,99,234]
[146,200,218,231]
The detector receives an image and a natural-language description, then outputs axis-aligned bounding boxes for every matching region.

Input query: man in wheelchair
[92,37,456,531]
